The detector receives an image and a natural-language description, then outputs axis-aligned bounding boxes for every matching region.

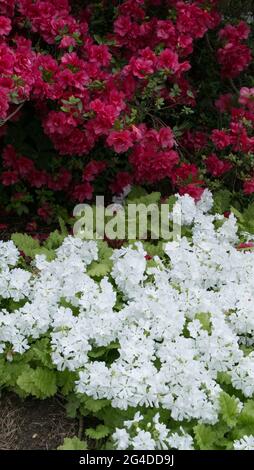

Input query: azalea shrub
[0,0,254,226]
[1,190,254,450]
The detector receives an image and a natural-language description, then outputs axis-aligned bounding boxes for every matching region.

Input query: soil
[0,393,78,450]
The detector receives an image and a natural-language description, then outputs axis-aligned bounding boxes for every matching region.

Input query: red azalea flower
[215,93,233,113]
[59,36,77,49]
[0,86,9,119]
[110,172,133,194]
[129,145,179,184]
[107,130,134,153]
[172,163,199,185]
[72,182,93,202]
[29,169,48,188]
[156,49,180,72]
[219,21,250,42]
[211,130,231,150]
[178,183,205,201]
[205,154,232,177]
[114,16,132,37]
[0,16,11,36]
[243,179,254,195]
[26,221,38,232]
[239,87,254,111]
[88,45,112,67]
[157,127,174,149]
[37,203,52,220]
[1,171,19,186]
[83,161,106,182]
[130,56,155,79]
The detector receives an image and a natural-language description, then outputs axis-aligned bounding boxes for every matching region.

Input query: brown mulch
[0,393,78,450]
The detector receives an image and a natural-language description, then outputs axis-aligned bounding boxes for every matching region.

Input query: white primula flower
[174,194,197,225]
[196,189,213,214]
[132,430,156,450]
[217,214,239,244]
[113,428,130,450]
[233,435,254,450]
[167,430,194,450]
[111,242,147,298]
[0,240,19,269]
[56,236,98,267]
[231,353,254,397]
[8,268,32,300]
[124,412,144,430]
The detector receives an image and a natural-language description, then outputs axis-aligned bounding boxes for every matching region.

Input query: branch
[205,33,214,54]
[229,78,239,95]
[0,102,25,127]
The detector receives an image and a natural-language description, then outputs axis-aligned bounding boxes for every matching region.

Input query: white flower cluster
[111,241,147,298]
[112,412,194,450]
[233,435,254,450]
[1,191,254,447]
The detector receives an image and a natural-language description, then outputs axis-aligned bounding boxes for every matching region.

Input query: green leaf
[243,203,254,221]
[17,366,57,398]
[58,217,68,236]
[195,312,212,334]
[194,424,217,450]
[219,392,239,427]
[87,261,111,278]
[35,247,56,261]
[83,397,109,413]
[230,207,244,223]
[126,186,147,201]
[11,233,40,258]
[100,406,136,429]
[217,371,232,385]
[0,360,31,389]
[66,394,81,418]
[32,368,57,397]
[143,241,164,257]
[234,400,254,438]
[167,195,177,213]
[130,192,161,206]
[213,190,232,214]
[57,370,76,395]
[241,203,254,233]
[44,230,65,250]
[87,241,113,278]
[25,338,53,368]
[11,234,56,260]
[86,424,111,440]
[88,346,107,359]
[88,342,119,359]
[58,437,87,450]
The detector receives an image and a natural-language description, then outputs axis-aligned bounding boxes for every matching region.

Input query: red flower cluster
[171,163,205,200]
[129,126,178,184]
[1,144,72,190]
[205,88,254,192]
[0,0,253,219]
[205,154,232,178]
[217,21,252,78]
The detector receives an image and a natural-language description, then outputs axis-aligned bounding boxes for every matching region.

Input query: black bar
[0,450,253,467]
